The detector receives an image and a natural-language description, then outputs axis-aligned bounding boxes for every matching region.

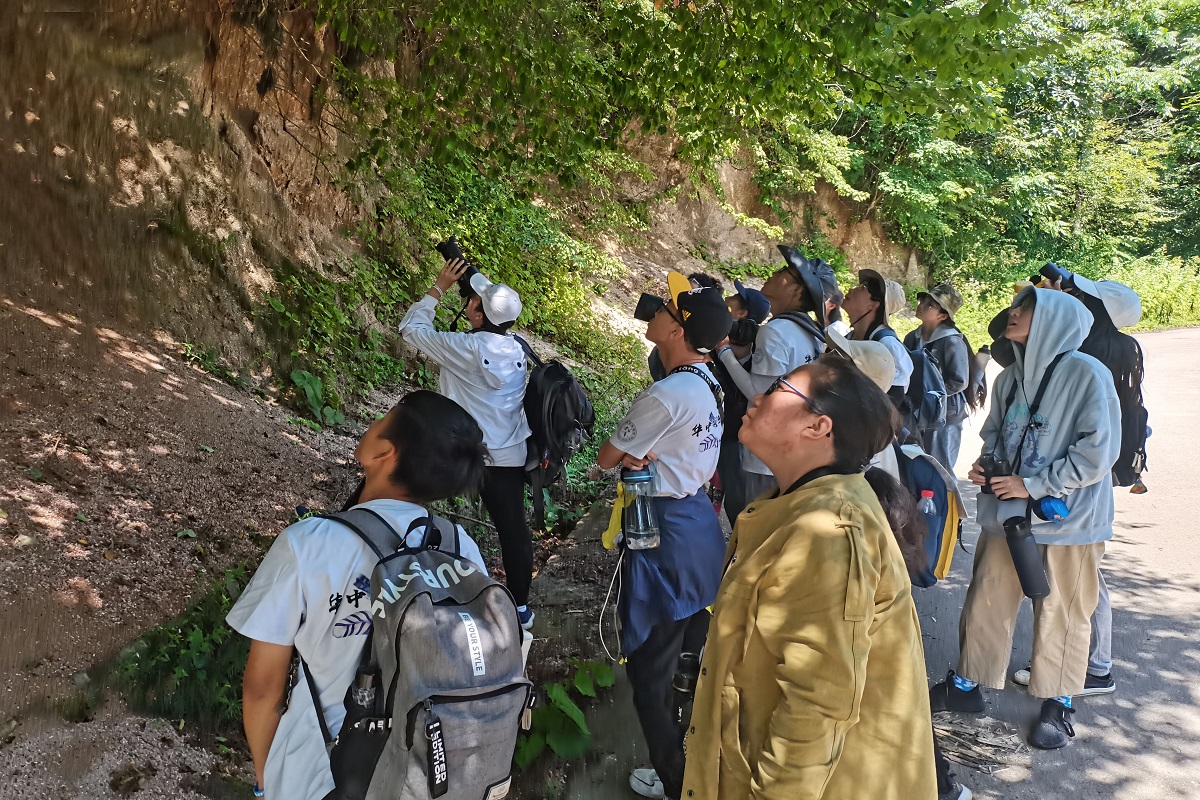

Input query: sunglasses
[765,376,824,415]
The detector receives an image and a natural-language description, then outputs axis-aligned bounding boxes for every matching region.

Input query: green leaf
[545,683,588,734]
[25,468,44,481]
[75,513,90,522]
[573,669,596,698]
[514,731,546,769]
[199,445,214,454]
[176,529,197,539]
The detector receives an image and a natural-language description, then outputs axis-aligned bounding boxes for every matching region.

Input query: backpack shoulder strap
[513,335,545,368]
[320,508,405,560]
[775,311,827,344]
[403,514,460,555]
[870,326,899,343]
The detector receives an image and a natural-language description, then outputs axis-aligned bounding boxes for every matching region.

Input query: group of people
[227,243,1147,800]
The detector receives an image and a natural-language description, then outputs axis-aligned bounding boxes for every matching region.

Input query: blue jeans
[923,419,963,476]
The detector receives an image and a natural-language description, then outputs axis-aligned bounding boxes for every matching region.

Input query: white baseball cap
[825,328,896,392]
[1074,278,1142,329]
[469,272,523,325]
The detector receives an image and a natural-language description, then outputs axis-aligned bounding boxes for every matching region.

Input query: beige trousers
[957,532,1104,698]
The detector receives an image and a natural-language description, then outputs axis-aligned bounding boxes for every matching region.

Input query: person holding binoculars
[930,287,1121,751]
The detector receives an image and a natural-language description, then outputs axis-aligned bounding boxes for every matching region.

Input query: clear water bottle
[917,489,936,517]
[621,465,660,550]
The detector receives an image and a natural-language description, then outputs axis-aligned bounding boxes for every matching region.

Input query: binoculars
[435,236,481,295]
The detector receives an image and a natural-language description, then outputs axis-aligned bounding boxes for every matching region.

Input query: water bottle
[1003,516,1050,599]
[916,489,936,517]
[621,465,660,550]
[671,652,701,730]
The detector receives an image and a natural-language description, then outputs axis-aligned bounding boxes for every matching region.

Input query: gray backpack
[305,508,532,800]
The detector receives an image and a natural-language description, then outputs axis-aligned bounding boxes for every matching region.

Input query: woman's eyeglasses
[765,376,823,414]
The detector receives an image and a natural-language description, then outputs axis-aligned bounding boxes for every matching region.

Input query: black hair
[864,467,924,583]
[861,278,889,335]
[380,390,489,503]
[688,272,723,292]
[463,291,515,333]
[794,358,918,561]
[1075,291,1145,461]
[798,357,895,472]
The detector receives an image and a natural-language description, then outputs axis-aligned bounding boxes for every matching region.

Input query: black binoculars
[1039,262,1078,292]
[977,453,1012,495]
[634,292,668,322]
[435,236,481,295]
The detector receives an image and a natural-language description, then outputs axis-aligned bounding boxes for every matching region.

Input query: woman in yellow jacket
[681,356,936,800]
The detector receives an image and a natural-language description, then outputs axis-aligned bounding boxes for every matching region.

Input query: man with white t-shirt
[398,257,537,630]
[598,273,732,800]
[715,246,838,514]
[229,391,490,800]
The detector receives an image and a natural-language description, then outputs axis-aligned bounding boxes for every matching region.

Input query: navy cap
[733,279,771,324]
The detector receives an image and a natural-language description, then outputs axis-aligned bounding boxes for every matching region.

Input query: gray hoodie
[904,323,970,422]
[976,289,1121,545]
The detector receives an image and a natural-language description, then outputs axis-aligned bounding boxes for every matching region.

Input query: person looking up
[930,287,1121,751]
[843,269,914,408]
[825,286,851,337]
[398,257,537,630]
[681,356,936,800]
[715,246,837,514]
[598,273,732,800]
[229,392,490,800]
[905,283,973,474]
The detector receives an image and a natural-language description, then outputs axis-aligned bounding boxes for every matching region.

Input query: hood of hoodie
[1012,289,1093,397]
[921,322,961,345]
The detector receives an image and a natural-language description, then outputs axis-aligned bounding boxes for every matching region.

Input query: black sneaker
[939,779,972,800]
[1077,672,1116,697]
[929,671,985,714]
[1030,698,1075,749]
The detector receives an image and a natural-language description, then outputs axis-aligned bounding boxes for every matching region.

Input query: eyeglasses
[658,302,684,327]
[765,376,823,414]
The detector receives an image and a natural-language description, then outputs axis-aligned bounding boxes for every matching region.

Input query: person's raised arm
[717,345,761,401]
[398,259,478,371]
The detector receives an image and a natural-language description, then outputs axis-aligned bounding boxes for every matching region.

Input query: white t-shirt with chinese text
[610,367,723,498]
[742,317,824,474]
[226,500,487,800]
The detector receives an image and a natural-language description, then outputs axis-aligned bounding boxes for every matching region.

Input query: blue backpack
[893,442,964,588]
[873,328,948,435]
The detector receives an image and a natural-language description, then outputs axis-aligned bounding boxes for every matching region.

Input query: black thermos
[671,652,701,729]
[1003,516,1050,599]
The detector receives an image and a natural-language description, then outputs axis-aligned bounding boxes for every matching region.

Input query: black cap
[676,286,734,353]
[777,245,839,327]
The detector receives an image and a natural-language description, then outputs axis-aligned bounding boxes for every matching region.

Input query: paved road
[565,327,1200,800]
[922,327,1200,799]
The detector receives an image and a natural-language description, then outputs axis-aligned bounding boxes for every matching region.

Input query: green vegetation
[116,566,251,727]
[515,659,616,769]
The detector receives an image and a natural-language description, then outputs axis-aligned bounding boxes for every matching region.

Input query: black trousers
[934,726,953,792]
[625,610,711,800]
[478,466,533,607]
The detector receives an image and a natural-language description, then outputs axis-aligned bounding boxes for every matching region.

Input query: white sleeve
[751,323,796,377]
[227,524,308,646]
[881,335,914,390]
[718,348,760,401]
[455,526,490,574]
[399,296,481,377]
[609,394,674,460]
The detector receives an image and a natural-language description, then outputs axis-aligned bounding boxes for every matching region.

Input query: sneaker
[1012,665,1031,687]
[1078,672,1116,696]
[629,767,664,799]
[939,779,972,800]
[1030,698,1076,749]
[517,606,535,631]
[929,671,985,714]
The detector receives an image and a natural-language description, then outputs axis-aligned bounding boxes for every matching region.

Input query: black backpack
[515,338,595,529]
[1110,335,1149,487]
[873,328,947,435]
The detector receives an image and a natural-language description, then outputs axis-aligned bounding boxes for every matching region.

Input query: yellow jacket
[681,473,936,800]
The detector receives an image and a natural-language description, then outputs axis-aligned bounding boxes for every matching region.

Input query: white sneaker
[1012,665,1031,687]
[629,768,664,799]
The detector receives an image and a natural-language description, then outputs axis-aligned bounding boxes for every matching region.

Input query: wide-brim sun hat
[917,283,964,319]
[1074,278,1143,329]
[777,245,838,328]
[858,269,906,317]
[469,272,523,324]
[825,328,896,392]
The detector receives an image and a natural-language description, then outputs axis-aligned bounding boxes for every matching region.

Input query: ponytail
[864,466,926,583]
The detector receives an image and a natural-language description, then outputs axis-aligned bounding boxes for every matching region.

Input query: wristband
[430,285,444,299]
[253,783,265,798]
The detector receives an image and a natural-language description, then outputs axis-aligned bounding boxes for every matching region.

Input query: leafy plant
[116,566,252,726]
[514,659,615,769]
[290,370,346,427]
